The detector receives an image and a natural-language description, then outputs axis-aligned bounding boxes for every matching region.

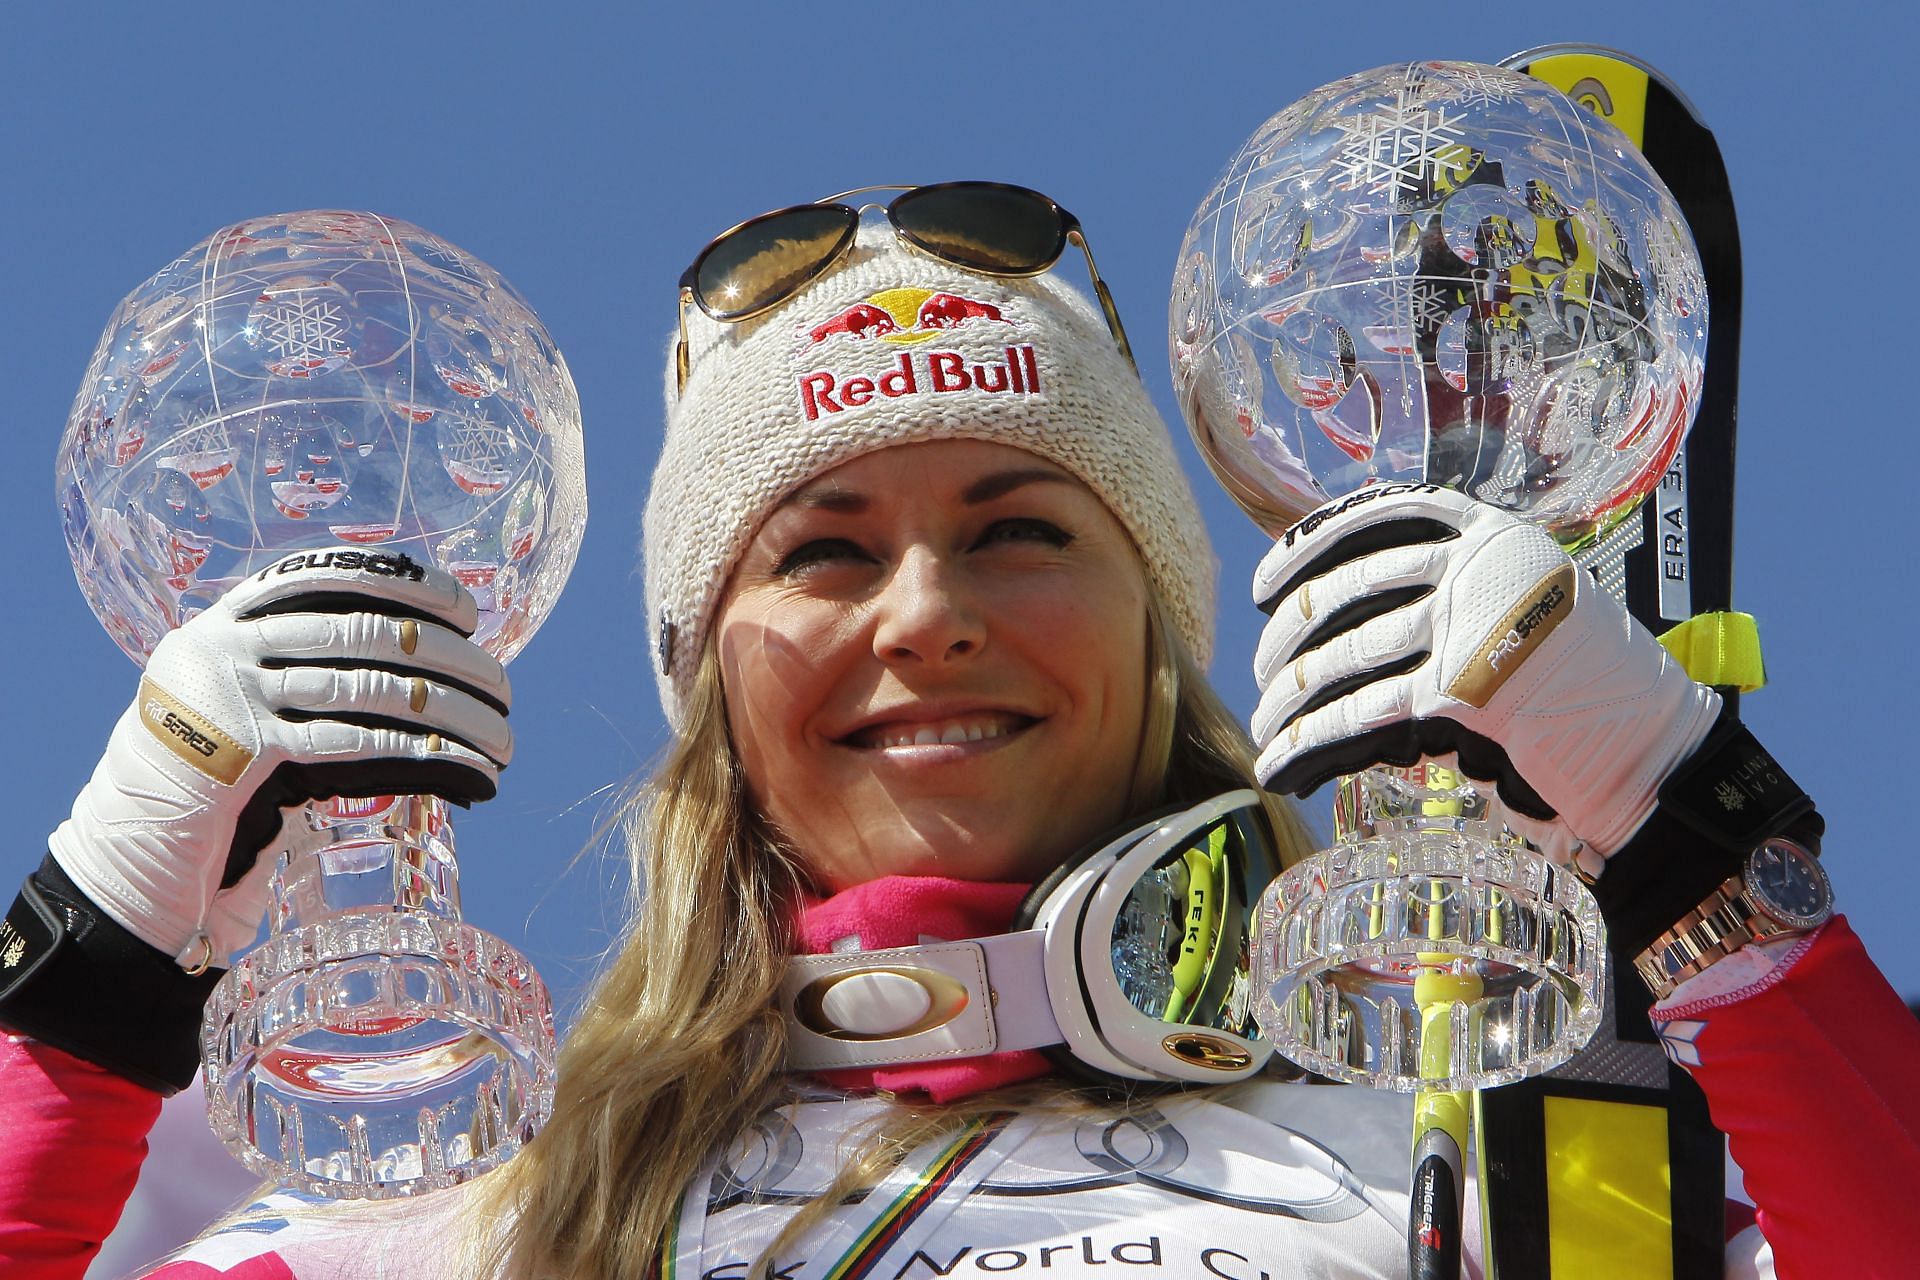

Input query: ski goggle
[674,181,1135,392]
[780,790,1282,1086]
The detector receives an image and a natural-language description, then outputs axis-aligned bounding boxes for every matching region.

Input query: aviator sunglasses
[675,181,1135,391]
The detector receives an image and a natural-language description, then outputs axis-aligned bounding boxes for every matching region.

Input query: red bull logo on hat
[795,286,1043,422]
[806,287,1009,345]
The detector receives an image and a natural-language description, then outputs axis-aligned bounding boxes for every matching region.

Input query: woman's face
[715,439,1151,891]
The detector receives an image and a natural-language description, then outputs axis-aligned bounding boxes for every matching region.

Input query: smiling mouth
[843,712,1036,750]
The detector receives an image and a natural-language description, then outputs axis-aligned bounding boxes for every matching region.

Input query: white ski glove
[1251,485,1721,872]
[49,550,511,972]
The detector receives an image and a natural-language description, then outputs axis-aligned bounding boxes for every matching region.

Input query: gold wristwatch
[1633,836,1833,1002]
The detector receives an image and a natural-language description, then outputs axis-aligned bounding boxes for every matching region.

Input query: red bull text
[797,345,1042,421]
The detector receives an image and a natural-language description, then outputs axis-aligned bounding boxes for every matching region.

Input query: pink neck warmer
[794,875,1055,1103]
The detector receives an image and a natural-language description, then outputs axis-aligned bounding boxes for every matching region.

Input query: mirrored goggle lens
[693,205,856,321]
[891,185,1066,275]
[1109,807,1277,1039]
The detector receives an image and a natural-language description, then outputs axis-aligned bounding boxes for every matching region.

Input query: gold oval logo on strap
[792,966,971,1042]
[1162,1031,1253,1072]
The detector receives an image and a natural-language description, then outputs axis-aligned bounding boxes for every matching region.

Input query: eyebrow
[785,483,868,513]
[960,468,1073,504]
[781,467,1073,513]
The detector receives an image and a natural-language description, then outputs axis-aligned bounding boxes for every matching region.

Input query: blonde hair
[472,589,1313,1280]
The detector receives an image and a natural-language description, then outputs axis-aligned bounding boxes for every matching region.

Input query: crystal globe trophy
[54,211,587,1197]
[1171,62,1708,1091]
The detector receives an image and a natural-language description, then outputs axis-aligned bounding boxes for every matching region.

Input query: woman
[2,187,1914,1280]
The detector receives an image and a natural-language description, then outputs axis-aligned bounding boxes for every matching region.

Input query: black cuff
[1591,708,1822,961]
[0,855,219,1094]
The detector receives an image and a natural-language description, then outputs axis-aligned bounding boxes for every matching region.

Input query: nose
[871,546,985,665]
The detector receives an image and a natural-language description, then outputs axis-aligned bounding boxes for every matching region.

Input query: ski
[1476,45,1747,1280]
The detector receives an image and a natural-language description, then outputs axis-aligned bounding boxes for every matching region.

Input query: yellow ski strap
[1658,611,1765,693]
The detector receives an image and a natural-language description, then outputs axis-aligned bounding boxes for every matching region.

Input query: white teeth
[870,717,1016,748]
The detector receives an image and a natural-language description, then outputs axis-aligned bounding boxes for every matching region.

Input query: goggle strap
[778,791,1276,1083]
[780,930,1059,1071]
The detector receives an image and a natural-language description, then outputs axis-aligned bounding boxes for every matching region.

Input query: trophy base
[203,912,556,1199]
[1252,819,1606,1091]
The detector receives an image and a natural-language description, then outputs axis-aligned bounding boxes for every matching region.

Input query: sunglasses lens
[1109,808,1272,1040]
[694,206,855,321]
[892,185,1065,274]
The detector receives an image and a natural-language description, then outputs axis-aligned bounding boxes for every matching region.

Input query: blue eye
[978,518,1073,549]
[773,538,868,576]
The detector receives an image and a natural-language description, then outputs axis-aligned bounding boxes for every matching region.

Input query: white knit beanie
[643,224,1215,730]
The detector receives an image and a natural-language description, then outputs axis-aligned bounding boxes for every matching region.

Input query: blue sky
[6,0,1912,1026]
[4,10,1916,1256]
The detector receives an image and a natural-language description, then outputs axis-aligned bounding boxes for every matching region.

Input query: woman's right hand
[47,550,511,974]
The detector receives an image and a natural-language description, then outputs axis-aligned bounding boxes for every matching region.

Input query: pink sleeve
[1656,916,1920,1279]
[0,1034,164,1280]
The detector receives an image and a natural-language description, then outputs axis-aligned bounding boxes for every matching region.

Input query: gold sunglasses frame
[674,181,1134,393]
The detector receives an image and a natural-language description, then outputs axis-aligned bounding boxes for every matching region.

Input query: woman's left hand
[1250,485,1720,869]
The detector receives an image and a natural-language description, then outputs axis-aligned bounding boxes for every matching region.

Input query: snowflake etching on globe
[55,210,587,1199]
[1331,97,1468,201]
[1429,60,1527,109]
[250,285,355,378]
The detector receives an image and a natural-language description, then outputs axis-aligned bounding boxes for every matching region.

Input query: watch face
[1746,839,1833,929]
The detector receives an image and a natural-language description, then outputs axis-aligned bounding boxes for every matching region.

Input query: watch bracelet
[1590,708,1821,962]
[0,853,218,1094]
[1631,874,1764,1000]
